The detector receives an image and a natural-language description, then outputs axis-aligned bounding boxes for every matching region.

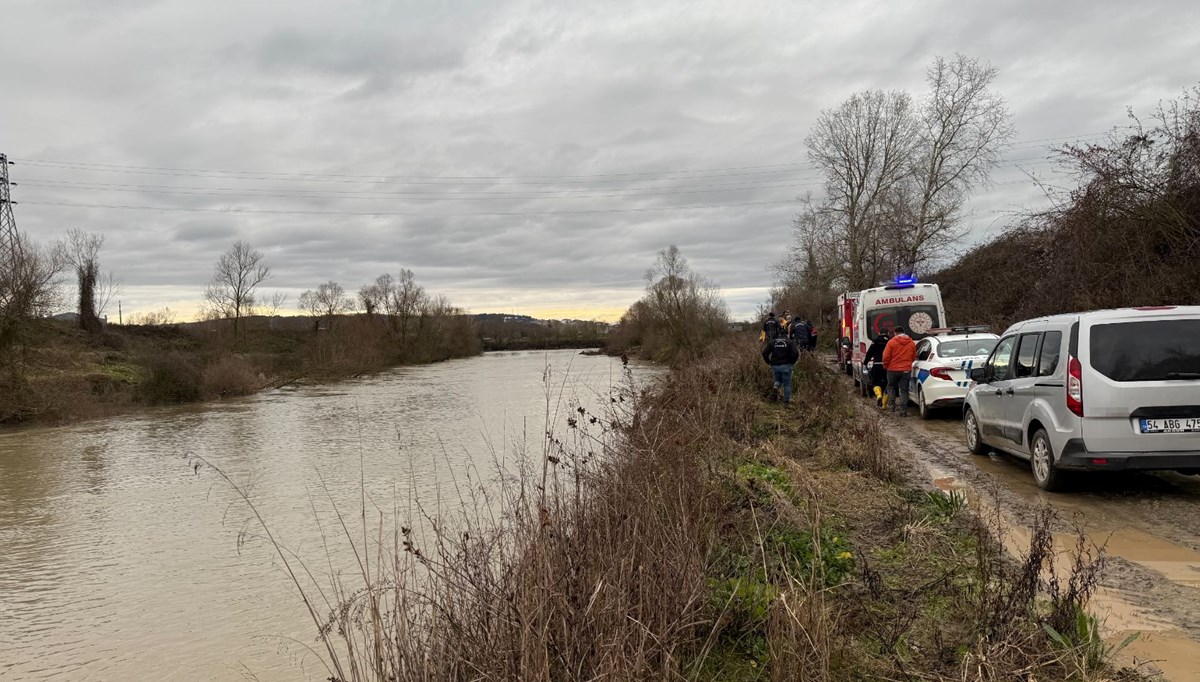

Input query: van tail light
[860,342,867,354]
[1066,356,1084,417]
[930,367,953,381]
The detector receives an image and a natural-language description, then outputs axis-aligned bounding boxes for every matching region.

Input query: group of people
[758,310,817,404]
[757,309,918,415]
[863,326,916,417]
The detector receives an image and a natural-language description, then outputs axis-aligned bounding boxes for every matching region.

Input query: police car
[907,327,998,419]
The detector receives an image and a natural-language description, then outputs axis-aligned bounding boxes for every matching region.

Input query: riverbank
[301,336,1143,680]
[0,315,481,426]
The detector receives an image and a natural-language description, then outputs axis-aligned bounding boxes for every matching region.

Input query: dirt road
[851,375,1200,681]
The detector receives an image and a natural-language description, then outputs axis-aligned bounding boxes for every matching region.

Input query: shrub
[202,355,261,399]
[138,353,202,404]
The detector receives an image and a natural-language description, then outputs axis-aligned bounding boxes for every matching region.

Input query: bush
[138,353,202,404]
[202,355,261,398]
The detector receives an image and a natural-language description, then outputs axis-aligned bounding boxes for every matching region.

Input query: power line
[9,131,1110,187]
[19,198,800,217]
[13,153,1065,205]
[16,178,824,201]
[13,159,815,185]
[13,157,813,181]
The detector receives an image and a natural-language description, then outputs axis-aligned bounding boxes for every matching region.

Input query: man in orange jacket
[881,325,917,417]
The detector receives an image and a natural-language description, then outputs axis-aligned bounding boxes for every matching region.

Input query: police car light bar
[928,325,992,336]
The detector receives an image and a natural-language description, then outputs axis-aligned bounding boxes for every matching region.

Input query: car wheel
[964,408,987,455]
[1030,428,1066,491]
[918,388,933,420]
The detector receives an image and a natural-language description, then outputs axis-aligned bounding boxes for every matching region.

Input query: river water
[0,350,648,681]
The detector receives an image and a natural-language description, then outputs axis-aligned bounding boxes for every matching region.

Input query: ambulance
[851,278,948,396]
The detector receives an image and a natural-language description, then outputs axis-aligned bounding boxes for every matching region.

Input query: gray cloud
[1,0,1196,319]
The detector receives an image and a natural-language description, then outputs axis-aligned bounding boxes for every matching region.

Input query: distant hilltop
[473,313,613,328]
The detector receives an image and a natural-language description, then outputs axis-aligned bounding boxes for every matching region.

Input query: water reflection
[0,350,648,680]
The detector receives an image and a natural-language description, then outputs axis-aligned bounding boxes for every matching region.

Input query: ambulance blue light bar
[894,275,918,285]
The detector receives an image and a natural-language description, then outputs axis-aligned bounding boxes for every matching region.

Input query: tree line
[774,55,1198,329]
[932,85,1200,329]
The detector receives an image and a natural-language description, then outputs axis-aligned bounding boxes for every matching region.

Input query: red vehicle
[835,292,859,375]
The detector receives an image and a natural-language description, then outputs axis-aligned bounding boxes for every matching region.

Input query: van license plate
[1140,418,1200,434]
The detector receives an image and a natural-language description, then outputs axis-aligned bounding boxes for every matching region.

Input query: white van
[852,280,947,395]
[964,306,1200,490]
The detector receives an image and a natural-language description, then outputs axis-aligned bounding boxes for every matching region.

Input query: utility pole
[0,153,20,266]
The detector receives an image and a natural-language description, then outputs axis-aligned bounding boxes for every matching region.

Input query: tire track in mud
[833,363,1200,680]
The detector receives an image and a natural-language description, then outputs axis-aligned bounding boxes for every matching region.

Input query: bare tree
[806,89,919,289]
[95,271,122,320]
[63,229,116,334]
[391,269,425,344]
[361,273,394,322]
[202,241,270,337]
[0,233,65,349]
[299,280,353,332]
[642,245,728,359]
[772,198,844,320]
[887,54,1016,272]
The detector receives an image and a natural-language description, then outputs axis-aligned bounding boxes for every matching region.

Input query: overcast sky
[3,0,1196,320]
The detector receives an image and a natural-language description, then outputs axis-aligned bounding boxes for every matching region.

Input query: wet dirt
[838,367,1200,681]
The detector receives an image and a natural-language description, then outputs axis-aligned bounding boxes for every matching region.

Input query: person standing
[761,333,801,404]
[882,325,916,416]
[789,317,812,350]
[801,318,817,351]
[864,332,890,407]
[760,311,781,342]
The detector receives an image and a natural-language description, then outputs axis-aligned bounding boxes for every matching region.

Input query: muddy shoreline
[851,366,1200,681]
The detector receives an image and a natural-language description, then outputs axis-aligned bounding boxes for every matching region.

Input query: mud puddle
[834,360,1200,679]
[925,463,1200,680]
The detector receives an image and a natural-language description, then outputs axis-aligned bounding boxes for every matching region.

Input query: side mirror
[970,367,987,384]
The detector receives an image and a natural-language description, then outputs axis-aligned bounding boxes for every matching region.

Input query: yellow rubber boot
[873,386,882,400]
[881,394,889,410]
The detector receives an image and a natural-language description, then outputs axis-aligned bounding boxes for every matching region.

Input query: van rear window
[1090,320,1200,382]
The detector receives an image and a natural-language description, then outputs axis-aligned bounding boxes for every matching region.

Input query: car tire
[918,388,933,420]
[964,408,987,455]
[1030,428,1066,492]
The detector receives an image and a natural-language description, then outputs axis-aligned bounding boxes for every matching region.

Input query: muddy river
[0,350,648,681]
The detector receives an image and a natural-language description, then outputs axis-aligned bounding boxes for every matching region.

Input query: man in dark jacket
[789,318,812,350]
[863,333,890,406]
[761,334,801,404]
[760,312,780,342]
